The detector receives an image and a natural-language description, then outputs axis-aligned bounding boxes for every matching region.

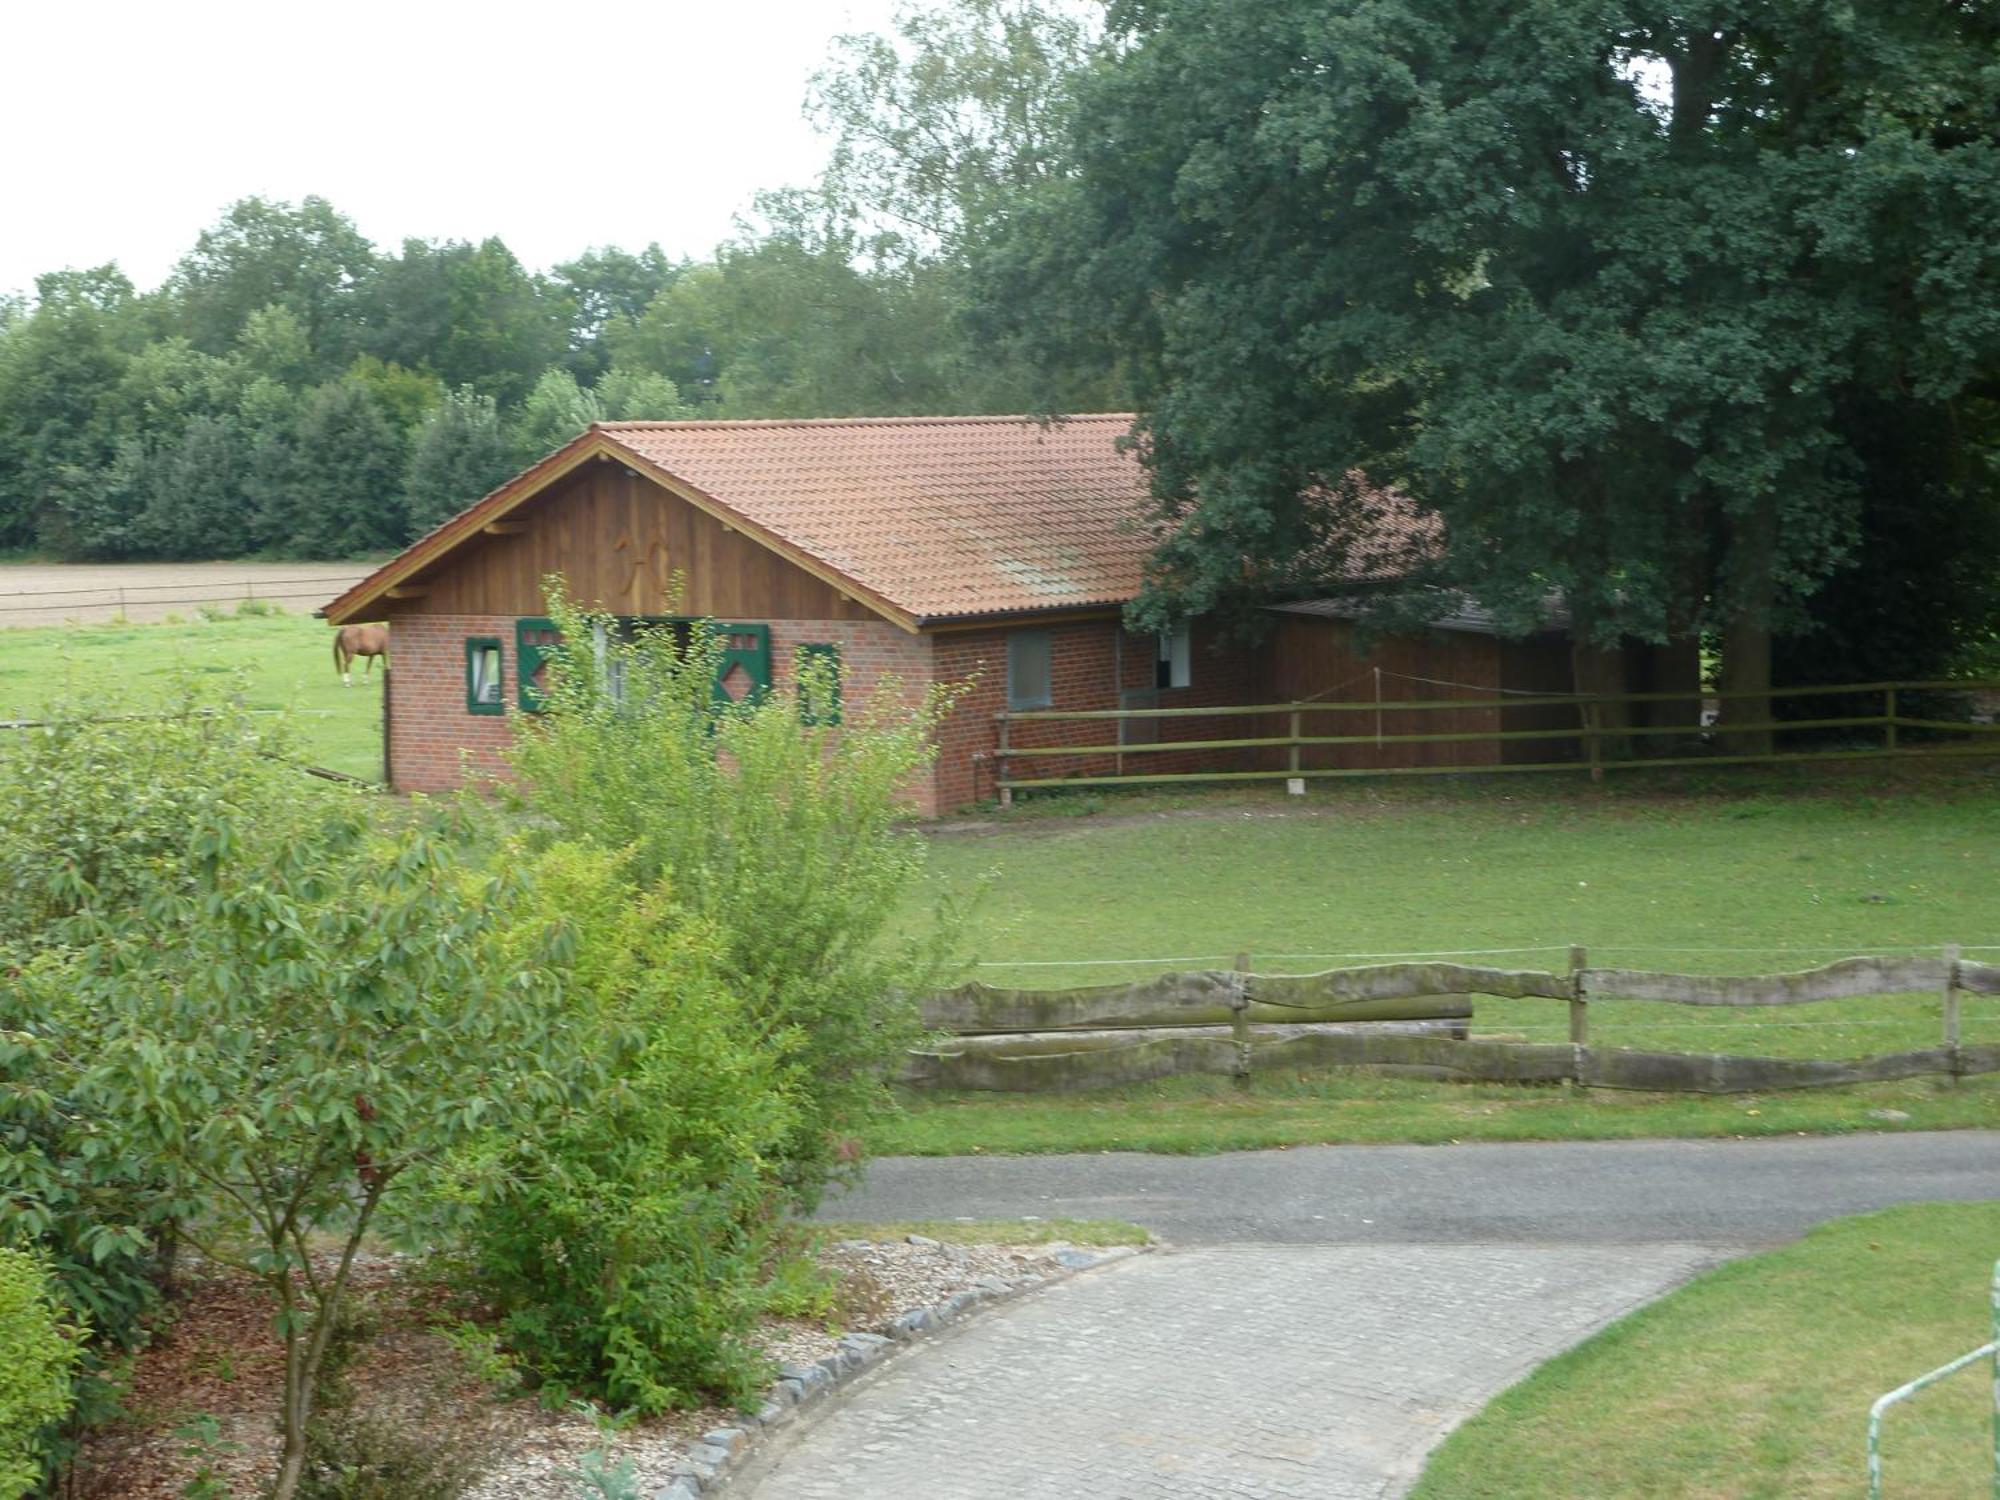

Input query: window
[1007,629,1052,710]
[1156,624,1191,690]
[466,638,503,714]
[798,642,842,725]
[516,617,561,712]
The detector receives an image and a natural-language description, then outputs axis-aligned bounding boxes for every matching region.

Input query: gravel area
[78,1235,1091,1499]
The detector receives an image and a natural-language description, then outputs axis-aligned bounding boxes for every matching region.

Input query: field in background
[0,609,382,781]
[0,559,373,625]
[1411,1202,2000,1499]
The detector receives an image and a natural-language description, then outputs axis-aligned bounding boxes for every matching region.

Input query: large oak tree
[985,0,2000,724]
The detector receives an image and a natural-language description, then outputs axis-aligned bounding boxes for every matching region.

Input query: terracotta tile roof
[321,414,1435,629]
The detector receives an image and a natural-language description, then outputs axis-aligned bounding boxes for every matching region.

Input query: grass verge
[1411,1201,2000,1499]
[870,1074,2000,1156]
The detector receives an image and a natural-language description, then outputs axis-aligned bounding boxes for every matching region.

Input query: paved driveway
[734,1133,2000,1498]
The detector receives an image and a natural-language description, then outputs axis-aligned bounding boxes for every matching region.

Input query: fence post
[1943,942,1962,1084]
[1289,708,1302,775]
[1232,950,1253,1089]
[1885,686,1898,755]
[996,713,1012,809]
[1584,701,1603,783]
[1568,943,1589,1084]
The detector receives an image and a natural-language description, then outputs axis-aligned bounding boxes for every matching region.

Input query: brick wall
[927,617,1270,810]
[384,613,518,793]
[383,613,945,808]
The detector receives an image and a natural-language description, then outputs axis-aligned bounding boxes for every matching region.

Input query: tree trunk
[1636,631,1703,755]
[1719,501,1778,756]
[1571,638,1631,761]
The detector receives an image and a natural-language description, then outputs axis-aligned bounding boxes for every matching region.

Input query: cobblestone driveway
[737,1241,1724,1498]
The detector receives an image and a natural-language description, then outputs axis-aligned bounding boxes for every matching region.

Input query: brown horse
[332,623,389,686]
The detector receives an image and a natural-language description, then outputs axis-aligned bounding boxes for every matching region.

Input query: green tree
[135,414,254,557]
[169,196,374,372]
[356,237,570,407]
[510,366,603,463]
[985,0,2000,724]
[254,376,409,556]
[405,386,513,533]
[595,364,694,421]
[809,0,1100,256]
[0,268,138,552]
[552,243,684,381]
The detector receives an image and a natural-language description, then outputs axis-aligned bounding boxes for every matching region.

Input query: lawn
[0,607,382,780]
[1410,1202,2000,1499]
[877,779,2000,1152]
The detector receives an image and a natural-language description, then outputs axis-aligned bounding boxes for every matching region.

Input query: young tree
[985,0,2000,720]
[18,776,576,1500]
[594,365,694,422]
[405,385,514,532]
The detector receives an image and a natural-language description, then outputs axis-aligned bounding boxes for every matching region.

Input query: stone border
[650,1243,1147,1499]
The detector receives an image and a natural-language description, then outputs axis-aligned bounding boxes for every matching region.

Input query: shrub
[0,1248,82,1500]
[9,707,581,1500]
[507,589,959,1207]
[444,846,795,1412]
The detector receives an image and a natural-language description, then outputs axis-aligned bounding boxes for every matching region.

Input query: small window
[466,638,504,714]
[1156,624,1192,690]
[798,642,842,725]
[1007,629,1052,710]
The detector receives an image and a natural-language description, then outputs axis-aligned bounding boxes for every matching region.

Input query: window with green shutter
[516,617,560,712]
[798,642,842,725]
[466,638,504,714]
[711,623,772,707]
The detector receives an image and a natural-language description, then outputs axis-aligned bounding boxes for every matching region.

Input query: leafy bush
[3,695,581,1500]
[0,1248,81,1500]
[0,700,305,1480]
[444,846,794,1412]
[507,590,959,1206]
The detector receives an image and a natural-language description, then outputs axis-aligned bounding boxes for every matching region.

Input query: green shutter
[711,623,771,707]
[799,642,842,725]
[516,617,560,712]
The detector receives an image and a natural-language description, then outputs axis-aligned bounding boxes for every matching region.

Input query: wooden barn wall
[1263,615,1508,770]
[383,462,880,624]
[1498,635,1584,764]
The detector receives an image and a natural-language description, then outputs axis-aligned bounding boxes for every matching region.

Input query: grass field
[0,608,382,781]
[879,779,2000,1152]
[1410,1202,2000,1499]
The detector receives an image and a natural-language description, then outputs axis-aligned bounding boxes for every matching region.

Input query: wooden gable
[379,458,882,623]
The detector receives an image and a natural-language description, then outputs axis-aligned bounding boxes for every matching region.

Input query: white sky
[1,0,906,300]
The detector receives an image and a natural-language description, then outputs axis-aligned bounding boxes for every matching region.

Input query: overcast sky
[3,0,907,300]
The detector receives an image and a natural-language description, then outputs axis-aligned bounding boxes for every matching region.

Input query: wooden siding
[383,462,882,625]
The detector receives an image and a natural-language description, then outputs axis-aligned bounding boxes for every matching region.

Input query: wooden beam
[483,520,527,537]
[384,585,429,601]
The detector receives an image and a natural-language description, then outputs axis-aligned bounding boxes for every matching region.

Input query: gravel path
[731,1132,2000,1497]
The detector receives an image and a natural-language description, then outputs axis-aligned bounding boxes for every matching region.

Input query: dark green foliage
[255,376,410,556]
[135,414,254,557]
[356,238,569,408]
[405,388,513,534]
[983,0,2000,671]
[169,197,374,372]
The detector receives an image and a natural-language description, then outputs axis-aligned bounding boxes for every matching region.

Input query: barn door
[711,623,771,707]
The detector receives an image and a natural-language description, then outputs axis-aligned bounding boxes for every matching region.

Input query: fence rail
[903,948,2000,1093]
[993,677,2000,797]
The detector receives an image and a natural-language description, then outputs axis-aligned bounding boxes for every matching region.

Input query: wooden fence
[901,947,2000,1094]
[993,677,2000,798]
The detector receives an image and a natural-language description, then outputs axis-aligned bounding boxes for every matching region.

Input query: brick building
[320,414,1569,815]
